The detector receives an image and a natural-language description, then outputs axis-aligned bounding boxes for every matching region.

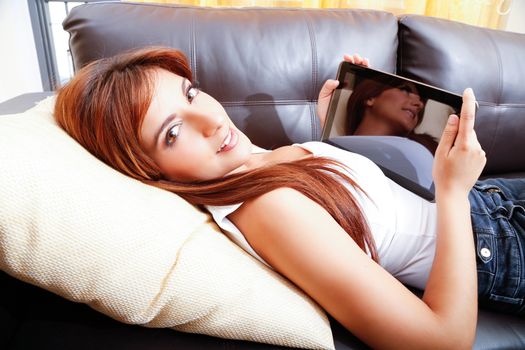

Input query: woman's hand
[317,54,370,127]
[432,88,486,195]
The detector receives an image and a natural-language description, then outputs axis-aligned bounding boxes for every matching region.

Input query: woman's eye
[165,123,182,146]
[399,85,412,93]
[186,85,199,102]
[399,84,417,95]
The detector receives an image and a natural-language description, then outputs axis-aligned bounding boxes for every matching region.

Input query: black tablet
[321,62,463,201]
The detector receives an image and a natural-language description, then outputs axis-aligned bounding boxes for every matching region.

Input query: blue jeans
[469,178,525,315]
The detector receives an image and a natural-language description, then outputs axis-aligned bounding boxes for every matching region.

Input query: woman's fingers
[318,53,370,126]
[437,88,477,155]
[343,54,370,67]
[319,79,339,98]
[436,114,460,156]
[433,88,486,193]
[343,54,355,63]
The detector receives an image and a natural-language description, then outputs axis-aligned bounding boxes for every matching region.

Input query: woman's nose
[411,95,424,109]
[186,108,224,137]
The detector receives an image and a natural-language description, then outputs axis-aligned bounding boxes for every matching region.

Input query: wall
[506,0,525,34]
[0,0,42,104]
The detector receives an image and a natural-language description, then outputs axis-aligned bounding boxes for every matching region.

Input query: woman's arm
[231,187,471,349]
[230,89,485,349]
[424,87,486,345]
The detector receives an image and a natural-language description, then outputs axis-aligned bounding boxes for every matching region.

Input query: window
[28,0,113,90]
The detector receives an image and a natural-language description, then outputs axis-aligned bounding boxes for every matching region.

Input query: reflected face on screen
[356,82,425,137]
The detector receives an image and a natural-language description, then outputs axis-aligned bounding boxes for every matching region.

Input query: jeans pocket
[474,183,502,193]
[485,293,524,315]
[489,293,523,305]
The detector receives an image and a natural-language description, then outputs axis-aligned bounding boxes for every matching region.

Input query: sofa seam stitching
[397,17,404,75]
[305,13,318,140]
[484,30,504,159]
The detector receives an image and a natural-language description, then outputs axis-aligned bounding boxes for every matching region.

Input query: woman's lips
[404,109,417,120]
[218,128,238,153]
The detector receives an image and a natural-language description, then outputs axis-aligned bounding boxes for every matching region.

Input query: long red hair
[54,46,378,261]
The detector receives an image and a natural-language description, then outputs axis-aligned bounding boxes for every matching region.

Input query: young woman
[54,46,525,349]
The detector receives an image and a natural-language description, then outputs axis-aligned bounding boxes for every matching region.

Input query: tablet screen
[321,62,463,201]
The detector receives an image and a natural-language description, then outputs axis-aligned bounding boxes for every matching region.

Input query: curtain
[130,0,513,29]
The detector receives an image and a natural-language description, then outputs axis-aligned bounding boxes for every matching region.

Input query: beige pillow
[0,97,334,349]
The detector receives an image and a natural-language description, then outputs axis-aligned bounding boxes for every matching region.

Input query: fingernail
[448,115,459,125]
[466,87,473,94]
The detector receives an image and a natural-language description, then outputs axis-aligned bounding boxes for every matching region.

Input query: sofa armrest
[0,92,54,115]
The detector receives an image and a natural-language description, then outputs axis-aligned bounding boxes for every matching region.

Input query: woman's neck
[354,113,405,136]
[354,121,396,136]
[241,144,312,173]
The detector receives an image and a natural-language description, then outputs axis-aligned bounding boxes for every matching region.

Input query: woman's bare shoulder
[262,145,312,164]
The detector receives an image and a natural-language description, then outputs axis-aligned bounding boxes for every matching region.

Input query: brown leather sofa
[2,2,525,349]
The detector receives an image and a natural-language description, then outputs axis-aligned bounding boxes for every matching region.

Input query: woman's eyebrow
[153,78,187,147]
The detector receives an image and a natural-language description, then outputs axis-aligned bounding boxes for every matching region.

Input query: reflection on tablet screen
[322,63,462,201]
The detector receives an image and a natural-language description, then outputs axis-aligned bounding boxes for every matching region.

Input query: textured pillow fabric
[0,97,334,349]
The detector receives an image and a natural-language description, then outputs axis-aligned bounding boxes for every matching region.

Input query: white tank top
[206,141,437,289]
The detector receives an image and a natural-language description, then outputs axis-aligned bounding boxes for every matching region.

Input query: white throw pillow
[0,97,334,349]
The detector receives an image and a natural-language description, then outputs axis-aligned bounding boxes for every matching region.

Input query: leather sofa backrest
[64,2,525,176]
[398,15,525,176]
[63,2,398,149]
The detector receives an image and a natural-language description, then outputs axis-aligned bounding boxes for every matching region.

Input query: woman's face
[140,68,253,182]
[365,82,424,135]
